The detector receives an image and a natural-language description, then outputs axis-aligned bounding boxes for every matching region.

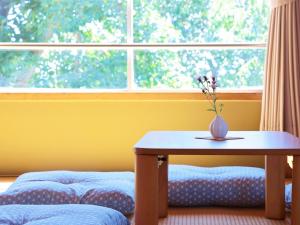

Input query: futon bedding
[0,204,130,225]
[0,166,292,214]
[0,171,135,215]
[168,165,265,207]
[285,183,292,210]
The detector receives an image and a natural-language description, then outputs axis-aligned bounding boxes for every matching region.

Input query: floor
[0,177,291,225]
[149,208,290,225]
[0,177,15,193]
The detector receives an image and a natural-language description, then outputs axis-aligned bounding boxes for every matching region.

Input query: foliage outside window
[0,0,270,91]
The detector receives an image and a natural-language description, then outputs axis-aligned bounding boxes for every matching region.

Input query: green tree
[134,0,269,89]
[0,0,270,89]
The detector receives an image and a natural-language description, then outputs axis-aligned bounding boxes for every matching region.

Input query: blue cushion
[0,204,130,225]
[168,165,265,207]
[0,171,135,215]
[0,181,78,204]
[285,183,292,210]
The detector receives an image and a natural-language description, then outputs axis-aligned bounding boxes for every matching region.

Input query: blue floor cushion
[0,171,135,215]
[168,165,265,207]
[0,204,130,225]
[285,183,292,210]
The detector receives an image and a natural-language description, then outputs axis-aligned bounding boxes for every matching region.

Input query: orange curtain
[260,0,300,173]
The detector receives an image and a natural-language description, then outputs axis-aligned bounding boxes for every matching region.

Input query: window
[0,0,269,91]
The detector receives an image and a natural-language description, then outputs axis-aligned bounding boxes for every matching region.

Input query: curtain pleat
[260,0,300,172]
[271,0,296,8]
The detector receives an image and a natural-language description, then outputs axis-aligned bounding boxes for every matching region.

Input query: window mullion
[127,0,134,91]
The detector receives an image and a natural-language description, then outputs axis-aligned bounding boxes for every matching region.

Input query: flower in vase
[196,75,224,115]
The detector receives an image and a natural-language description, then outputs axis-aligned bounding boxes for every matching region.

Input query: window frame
[0,0,267,98]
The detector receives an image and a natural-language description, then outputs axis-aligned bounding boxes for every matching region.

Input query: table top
[134,131,300,155]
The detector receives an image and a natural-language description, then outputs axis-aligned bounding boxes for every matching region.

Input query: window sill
[0,90,262,100]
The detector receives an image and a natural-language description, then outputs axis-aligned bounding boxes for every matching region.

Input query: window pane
[0,50,127,89]
[134,0,270,43]
[0,0,126,43]
[134,49,265,89]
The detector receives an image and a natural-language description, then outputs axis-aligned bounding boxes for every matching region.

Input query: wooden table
[133,131,300,225]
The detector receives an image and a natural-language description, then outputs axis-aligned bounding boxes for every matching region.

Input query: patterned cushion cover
[168,165,265,207]
[0,171,134,215]
[285,183,292,210]
[0,181,77,204]
[0,204,130,225]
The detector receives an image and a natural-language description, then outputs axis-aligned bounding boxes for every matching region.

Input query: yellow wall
[0,98,262,175]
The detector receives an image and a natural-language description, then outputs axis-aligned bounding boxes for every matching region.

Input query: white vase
[209,115,228,139]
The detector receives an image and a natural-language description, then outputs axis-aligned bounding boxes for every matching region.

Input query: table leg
[292,155,300,225]
[159,155,168,218]
[134,154,159,225]
[265,155,285,219]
